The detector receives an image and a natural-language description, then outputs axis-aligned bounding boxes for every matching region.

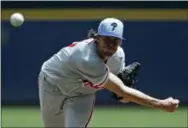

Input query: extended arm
[104,73,179,112]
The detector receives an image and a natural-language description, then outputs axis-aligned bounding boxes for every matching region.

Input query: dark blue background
[2,21,188,105]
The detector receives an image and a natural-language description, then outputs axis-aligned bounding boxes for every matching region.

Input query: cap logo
[111,22,117,31]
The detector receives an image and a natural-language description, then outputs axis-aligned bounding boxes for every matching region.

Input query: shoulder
[114,46,125,58]
[117,46,125,55]
[71,38,96,58]
[74,38,95,53]
[73,39,105,70]
[82,38,95,43]
[76,38,95,48]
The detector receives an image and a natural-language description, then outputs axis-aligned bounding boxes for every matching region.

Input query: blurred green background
[2,106,187,127]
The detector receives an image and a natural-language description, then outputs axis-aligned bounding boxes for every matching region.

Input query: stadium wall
[1,9,188,105]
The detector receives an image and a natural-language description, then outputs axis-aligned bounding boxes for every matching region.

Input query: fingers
[168,97,180,103]
[174,99,180,104]
[170,98,180,104]
[169,97,180,110]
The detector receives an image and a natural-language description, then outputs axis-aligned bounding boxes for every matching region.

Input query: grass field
[2,106,188,127]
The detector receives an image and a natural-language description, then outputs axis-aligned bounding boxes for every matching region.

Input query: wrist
[149,98,162,109]
[153,99,165,110]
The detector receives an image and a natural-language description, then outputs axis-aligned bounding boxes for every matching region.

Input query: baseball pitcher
[38,18,179,128]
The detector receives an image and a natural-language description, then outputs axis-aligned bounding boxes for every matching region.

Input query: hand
[159,97,180,112]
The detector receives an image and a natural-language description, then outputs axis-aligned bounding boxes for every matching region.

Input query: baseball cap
[98,18,124,40]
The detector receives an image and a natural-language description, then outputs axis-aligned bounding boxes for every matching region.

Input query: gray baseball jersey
[41,38,125,96]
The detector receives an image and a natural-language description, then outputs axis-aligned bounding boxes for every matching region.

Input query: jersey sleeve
[118,47,126,73]
[75,59,109,88]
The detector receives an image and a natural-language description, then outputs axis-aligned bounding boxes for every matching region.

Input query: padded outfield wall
[1,1,188,105]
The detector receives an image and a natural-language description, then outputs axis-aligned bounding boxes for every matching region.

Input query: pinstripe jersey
[41,38,125,96]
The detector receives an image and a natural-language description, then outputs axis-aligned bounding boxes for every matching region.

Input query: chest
[106,55,123,75]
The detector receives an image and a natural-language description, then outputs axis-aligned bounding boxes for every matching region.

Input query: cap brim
[98,33,125,40]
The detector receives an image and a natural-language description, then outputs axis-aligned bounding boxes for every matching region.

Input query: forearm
[104,73,161,109]
[120,87,161,108]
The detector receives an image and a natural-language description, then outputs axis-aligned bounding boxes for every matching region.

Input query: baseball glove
[112,62,141,100]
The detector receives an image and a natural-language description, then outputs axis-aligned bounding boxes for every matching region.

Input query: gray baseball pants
[38,72,95,128]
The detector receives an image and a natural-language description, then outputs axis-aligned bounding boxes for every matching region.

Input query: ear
[95,36,100,42]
